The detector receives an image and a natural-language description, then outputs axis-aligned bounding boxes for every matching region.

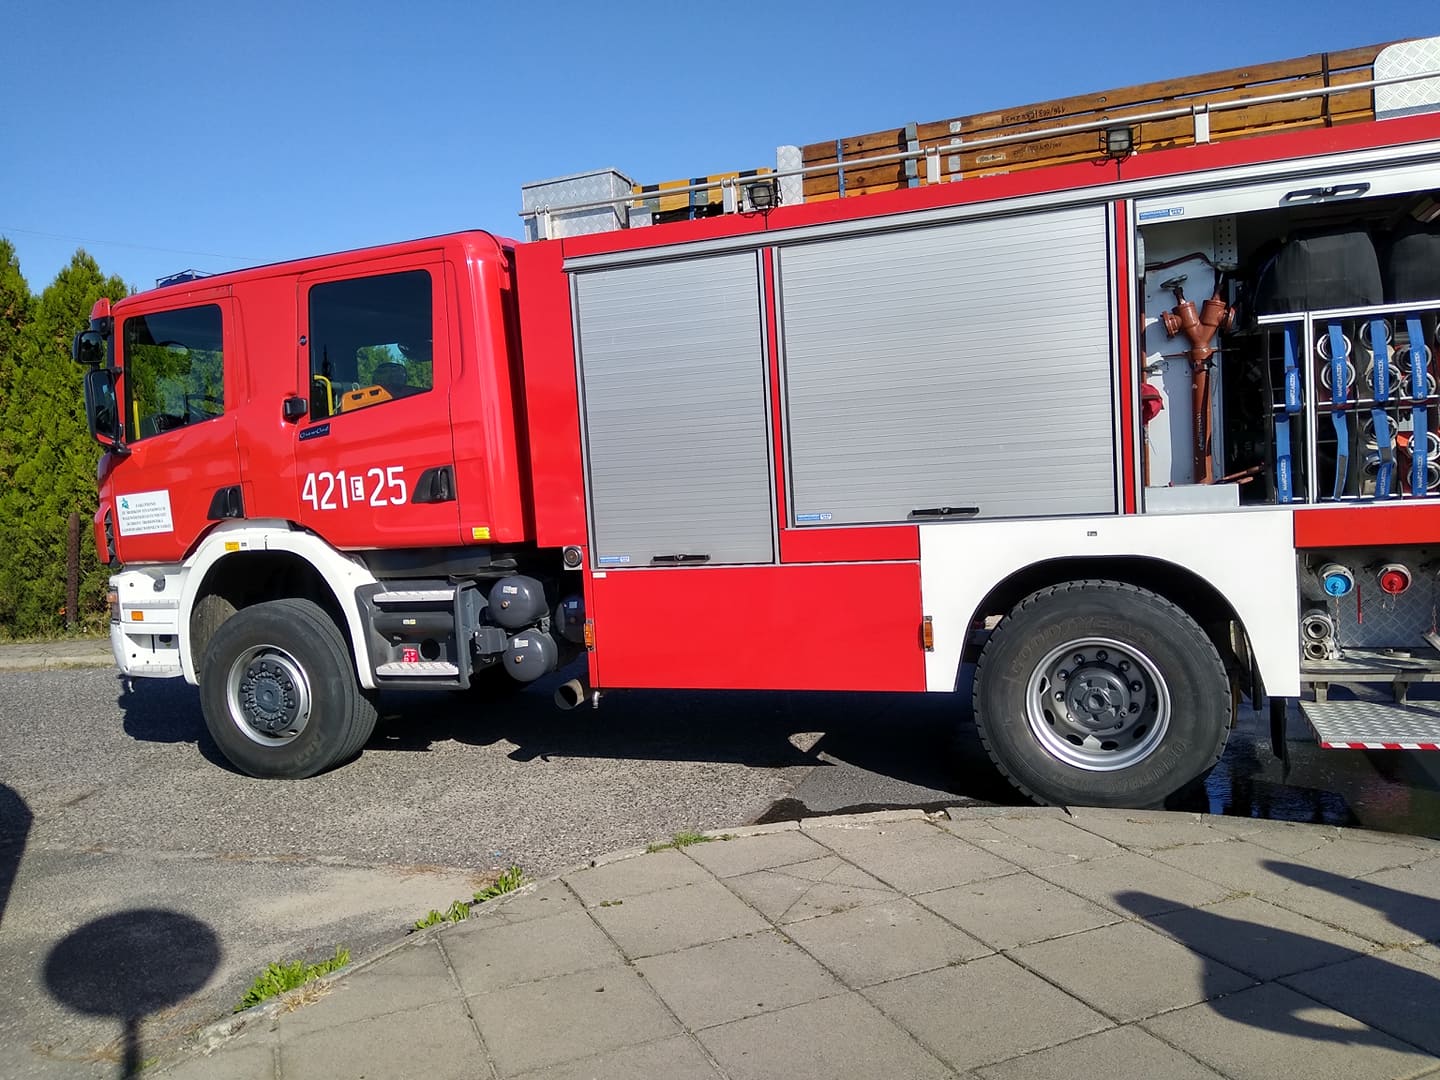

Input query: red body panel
[1113,202,1138,516]
[1295,505,1440,548]
[588,563,927,691]
[512,240,586,548]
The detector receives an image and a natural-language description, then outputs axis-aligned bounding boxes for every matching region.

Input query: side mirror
[73,329,106,366]
[83,368,123,449]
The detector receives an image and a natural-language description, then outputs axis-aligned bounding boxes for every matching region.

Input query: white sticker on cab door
[116,489,174,536]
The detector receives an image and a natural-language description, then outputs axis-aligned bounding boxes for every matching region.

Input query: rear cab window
[307,270,434,420]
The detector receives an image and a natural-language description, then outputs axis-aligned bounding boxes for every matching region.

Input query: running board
[1300,699,1440,750]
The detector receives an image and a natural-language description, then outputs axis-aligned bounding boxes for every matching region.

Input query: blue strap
[1370,319,1393,499]
[1410,316,1429,496]
[1276,324,1301,503]
[1328,323,1348,499]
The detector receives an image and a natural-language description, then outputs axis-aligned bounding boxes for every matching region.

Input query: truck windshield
[122,304,225,440]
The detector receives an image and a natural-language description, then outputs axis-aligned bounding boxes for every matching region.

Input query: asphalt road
[4,662,1440,1077]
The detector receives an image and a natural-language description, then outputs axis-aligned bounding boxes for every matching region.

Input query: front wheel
[972,580,1230,808]
[199,598,377,778]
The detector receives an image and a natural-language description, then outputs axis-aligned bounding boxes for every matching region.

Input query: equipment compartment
[1139,180,1440,508]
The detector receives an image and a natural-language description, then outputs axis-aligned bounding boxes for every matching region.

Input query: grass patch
[410,865,525,932]
[646,831,721,853]
[235,946,349,1012]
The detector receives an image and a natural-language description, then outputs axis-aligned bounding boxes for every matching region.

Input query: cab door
[293,254,461,549]
[111,288,243,564]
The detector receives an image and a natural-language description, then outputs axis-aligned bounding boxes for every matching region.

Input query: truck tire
[972,580,1230,809]
[199,598,377,779]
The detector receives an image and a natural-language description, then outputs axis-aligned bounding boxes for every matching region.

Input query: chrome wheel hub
[1025,637,1170,772]
[226,646,312,747]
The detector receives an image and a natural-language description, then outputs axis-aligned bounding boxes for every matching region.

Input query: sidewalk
[0,638,112,671]
[156,806,1440,1080]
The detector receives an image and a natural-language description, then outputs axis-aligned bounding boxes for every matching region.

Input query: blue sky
[1,1,1434,294]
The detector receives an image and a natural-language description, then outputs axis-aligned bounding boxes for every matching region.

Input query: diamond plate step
[1300,699,1440,749]
[375,661,460,677]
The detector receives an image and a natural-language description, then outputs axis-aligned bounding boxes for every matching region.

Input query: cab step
[1299,699,1440,750]
[373,589,457,604]
[374,660,461,677]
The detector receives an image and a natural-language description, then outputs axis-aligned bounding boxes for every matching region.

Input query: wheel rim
[1024,636,1170,772]
[225,645,313,747]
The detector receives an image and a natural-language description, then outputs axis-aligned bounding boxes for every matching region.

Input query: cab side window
[123,304,225,441]
[308,270,434,420]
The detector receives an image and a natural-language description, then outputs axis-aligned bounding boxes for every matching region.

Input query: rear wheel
[199,598,376,778]
[972,580,1230,808]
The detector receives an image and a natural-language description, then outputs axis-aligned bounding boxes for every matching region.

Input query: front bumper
[110,568,185,678]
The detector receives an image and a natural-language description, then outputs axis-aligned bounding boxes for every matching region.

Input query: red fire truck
[74,42,1440,807]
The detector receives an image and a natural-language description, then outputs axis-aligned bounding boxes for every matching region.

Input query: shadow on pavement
[1117,884,1440,1055]
[373,673,1000,800]
[1264,859,1440,943]
[44,909,221,1079]
[0,782,31,932]
[115,677,234,770]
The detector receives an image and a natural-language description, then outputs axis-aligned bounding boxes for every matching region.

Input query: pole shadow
[0,782,32,932]
[44,909,221,1079]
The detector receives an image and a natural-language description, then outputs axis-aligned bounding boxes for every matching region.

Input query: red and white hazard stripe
[1320,740,1440,750]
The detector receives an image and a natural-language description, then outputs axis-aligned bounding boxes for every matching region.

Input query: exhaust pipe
[554,679,587,711]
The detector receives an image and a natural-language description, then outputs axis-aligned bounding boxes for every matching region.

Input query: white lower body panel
[919,509,1301,696]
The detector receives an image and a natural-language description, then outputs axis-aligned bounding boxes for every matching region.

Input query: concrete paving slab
[1282,949,1440,1055]
[591,880,769,959]
[936,818,1091,870]
[976,1024,1226,1080]
[1298,837,1437,879]
[563,849,711,907]
[1147,895,1380,980]
[807,817,1016,893]
[1063,808,1231,853]
[280,999,488,1080]
[480,880,583,925]
[724,856,899,924]
[863,954,1111,1071]
[914,872,1120,951]
[783,897,991,988]
[279,938,459,1035]
[979,815,1124,861]
[1262,860,1440,946]
[158,1038,276,1080]
[467,964,679,1077]
[682,829,829,878]
[1153,838,1341,897]
[697,994,953,1080]
[1204,816,1339,854]
[1010,921,1254,1023]
[1141,983,1440,1080]
[1034,850,1233,917]
[444,908,622,994]
[511,1036,721,1080]
[635,931,844,1029]
[1409,942,1440,967]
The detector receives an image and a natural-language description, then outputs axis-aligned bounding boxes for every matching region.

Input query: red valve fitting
[1379,564,1412,595]
[1159,278,1235,485]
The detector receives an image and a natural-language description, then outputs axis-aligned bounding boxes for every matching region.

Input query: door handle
[282,396,308,422]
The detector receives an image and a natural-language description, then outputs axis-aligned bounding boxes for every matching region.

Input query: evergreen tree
[0,240,36,631]
[0,250,127,635]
